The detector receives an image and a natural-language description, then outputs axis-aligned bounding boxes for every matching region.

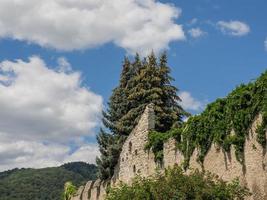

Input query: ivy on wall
[146,71,267,168]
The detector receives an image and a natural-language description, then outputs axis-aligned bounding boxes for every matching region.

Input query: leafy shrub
[145,131,171,163]
[62,182,77,200]
[106,165,250,200]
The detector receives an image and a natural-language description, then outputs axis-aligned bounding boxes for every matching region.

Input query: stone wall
[70,104,156,200]
[163,114,267,200]
[70,179,108,200]
[73,105,267,200]
[113,103,156,184]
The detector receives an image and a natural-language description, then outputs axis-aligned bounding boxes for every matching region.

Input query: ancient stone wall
[70,179,108,200]
[71,104,156,200]
[113,103,156,184]
[73,105,267,200]
[163,114,267,200]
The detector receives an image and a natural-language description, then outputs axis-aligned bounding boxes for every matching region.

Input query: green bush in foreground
[106,165,250,200]
[62,182,77,200]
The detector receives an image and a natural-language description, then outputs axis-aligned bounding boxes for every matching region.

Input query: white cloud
[188,28,207,38]
[57,57,72,72]
[179,91,204,111]
[0,140,99,171]
[0,0,185,55]
[64,144,99,164]
[0,56,102,171]
[187,18,198,26]
[217,20,250,36]
[0,56,102,142]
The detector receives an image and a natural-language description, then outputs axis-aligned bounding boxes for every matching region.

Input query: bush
[62,182,77,200]
[106,165,250,200]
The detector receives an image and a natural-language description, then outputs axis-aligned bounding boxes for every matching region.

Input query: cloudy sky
[0,0,266,171]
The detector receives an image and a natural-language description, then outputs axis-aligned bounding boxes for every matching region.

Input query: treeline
[96,52,187,179]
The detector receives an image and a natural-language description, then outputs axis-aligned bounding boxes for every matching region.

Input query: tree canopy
[96,52,186,179]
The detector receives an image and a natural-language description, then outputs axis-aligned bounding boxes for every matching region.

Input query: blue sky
[0,0,266,171]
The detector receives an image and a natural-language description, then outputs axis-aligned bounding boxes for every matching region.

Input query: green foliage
[0,162,97,200]
[96,130,124,180]
[145,131,173,163]
[97,52,186,179]
[62,182,77,200]
[102,57,134,136]
[61,162,98,180]
[124,52,186,133]
[105,165,250,200]
[146,71,267,167]
[97,56,139,180]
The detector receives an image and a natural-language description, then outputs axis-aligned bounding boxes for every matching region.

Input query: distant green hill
[0,162,97,200]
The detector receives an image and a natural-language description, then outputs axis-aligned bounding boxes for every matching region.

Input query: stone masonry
[164,114,267,200]
[72,104,267,200]
[112,103,156,185]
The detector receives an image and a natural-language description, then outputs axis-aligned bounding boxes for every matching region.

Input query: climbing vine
[145,131,170,163]
[146,71,267,168]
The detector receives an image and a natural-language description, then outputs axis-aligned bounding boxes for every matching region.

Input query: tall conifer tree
[96,57,136,179]
[119,52,185,133]
[157,52,186,130]
[96,129,123,180]
[96,52,186,179]
[102,57,133,135]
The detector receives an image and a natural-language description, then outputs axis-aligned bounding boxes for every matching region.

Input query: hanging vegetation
[146,70,267,168]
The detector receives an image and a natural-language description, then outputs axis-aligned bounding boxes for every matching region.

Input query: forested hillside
[0,162,97,200]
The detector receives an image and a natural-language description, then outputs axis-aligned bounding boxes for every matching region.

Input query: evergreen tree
[102,57,134,136]
[120,52,186,133]
[157,52,186,130]
[96,57,136,179]
[96,129,123,180]
[119,52,160,133]
[96,52,186,179]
